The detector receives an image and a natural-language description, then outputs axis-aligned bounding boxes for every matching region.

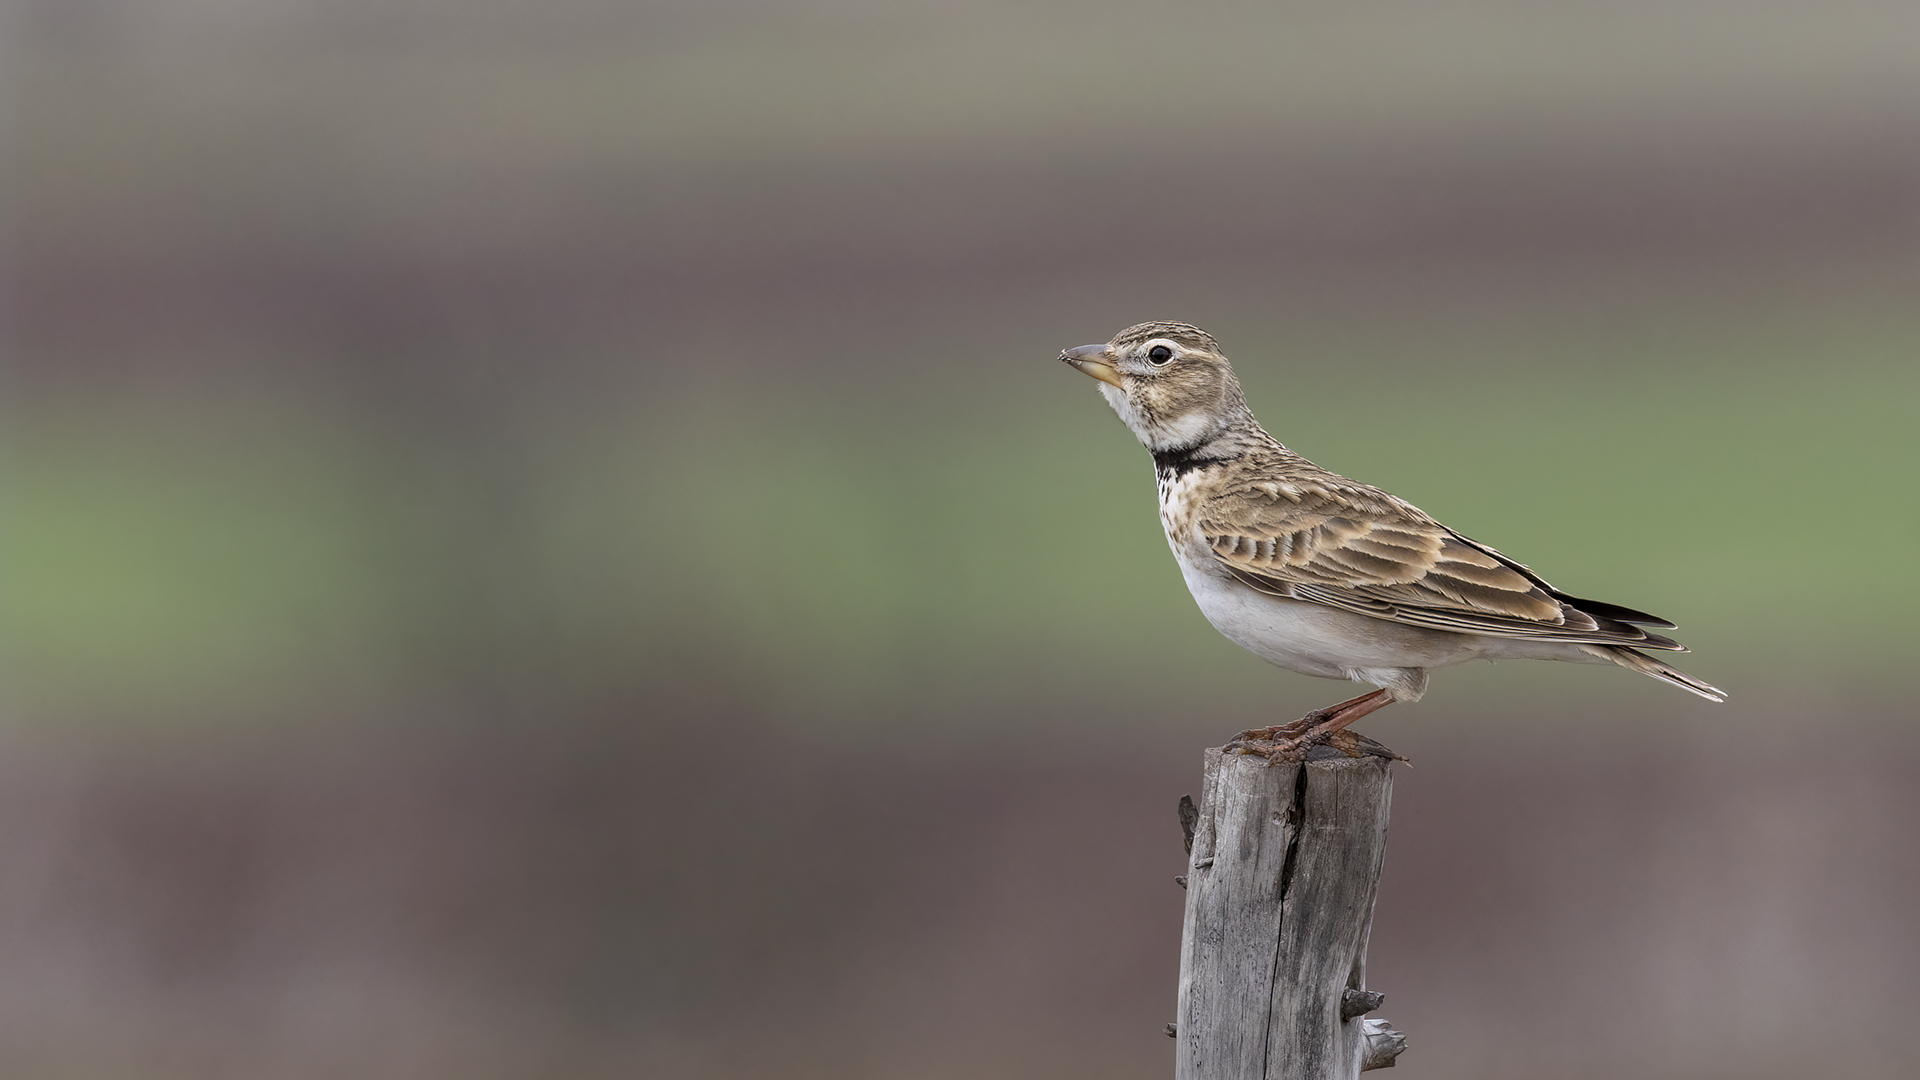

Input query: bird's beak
[1059,344,1124,389]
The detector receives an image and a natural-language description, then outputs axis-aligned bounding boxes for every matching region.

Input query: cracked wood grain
[1173,749,1401,1078]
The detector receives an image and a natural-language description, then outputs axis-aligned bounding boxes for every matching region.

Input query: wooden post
[1174,747,1405,1078]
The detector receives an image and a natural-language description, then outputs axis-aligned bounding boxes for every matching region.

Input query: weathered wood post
[1174,746,1405,1078]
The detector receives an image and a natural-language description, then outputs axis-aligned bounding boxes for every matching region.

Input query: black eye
[1147,345,1174,365]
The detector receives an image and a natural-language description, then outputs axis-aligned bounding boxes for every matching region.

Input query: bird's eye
[1147,345,1174,365]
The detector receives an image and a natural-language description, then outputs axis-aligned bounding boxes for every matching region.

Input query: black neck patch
[1152,444,1228,480]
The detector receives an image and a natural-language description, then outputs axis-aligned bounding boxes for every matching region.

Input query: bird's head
[1059,321,1254,453]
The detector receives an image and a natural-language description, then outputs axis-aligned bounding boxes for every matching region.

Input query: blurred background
[9,1,1920,1077]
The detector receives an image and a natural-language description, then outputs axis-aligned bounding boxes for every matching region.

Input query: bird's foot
[1222,716,1407,764]
[1222,689,1408,763]
[1224,712,1325,751]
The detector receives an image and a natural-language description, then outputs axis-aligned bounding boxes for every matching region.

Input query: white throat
[1099,382,1221,452]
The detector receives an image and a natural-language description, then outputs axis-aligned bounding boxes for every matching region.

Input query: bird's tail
[1594,645,1727,702]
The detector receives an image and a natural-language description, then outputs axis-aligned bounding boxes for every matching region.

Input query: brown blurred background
[9,2,1920,1077]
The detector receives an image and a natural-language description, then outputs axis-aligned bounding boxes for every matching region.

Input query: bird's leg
[1225,689,1397,757]
[1228,689,1384,743]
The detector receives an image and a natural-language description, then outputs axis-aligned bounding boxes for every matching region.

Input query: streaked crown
[1110,321,1221,353]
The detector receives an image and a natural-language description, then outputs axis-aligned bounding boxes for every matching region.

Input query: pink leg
[1226,689,1398,754]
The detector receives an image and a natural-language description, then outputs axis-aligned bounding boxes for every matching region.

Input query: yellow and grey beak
[1059,344,1124,389]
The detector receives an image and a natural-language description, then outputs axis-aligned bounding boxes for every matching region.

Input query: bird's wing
[1197,478,1675,645]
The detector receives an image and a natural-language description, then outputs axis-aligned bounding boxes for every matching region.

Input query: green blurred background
[10,2,1920,1077]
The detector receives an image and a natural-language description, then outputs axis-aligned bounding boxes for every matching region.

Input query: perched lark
[1060,321,1724,755]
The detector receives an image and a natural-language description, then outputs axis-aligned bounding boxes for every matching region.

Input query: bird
[1058,321,1724,756]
